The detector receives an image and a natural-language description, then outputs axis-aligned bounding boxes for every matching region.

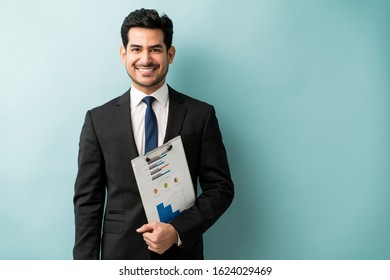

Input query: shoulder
[168,85,213,111]
[88,90,129,115]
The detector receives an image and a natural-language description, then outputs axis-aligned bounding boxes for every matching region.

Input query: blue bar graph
[156,202,181,223]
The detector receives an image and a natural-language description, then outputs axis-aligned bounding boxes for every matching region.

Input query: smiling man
[73,8,234,260]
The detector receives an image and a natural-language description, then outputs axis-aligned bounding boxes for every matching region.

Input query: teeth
[138,68,155,72]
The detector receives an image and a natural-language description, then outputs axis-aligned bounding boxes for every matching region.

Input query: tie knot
[142,96,156,107]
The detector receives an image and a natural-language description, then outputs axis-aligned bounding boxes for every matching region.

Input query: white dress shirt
[130,83,169,155]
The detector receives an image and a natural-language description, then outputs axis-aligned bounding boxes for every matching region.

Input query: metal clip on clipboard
[145,142,173,162]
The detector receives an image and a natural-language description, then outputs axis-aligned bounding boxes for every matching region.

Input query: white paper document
[131,136,195,223]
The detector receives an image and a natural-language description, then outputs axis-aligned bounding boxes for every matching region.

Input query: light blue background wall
[0,0,389,259]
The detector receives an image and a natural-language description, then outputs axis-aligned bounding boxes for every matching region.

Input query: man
[73,8,234,260]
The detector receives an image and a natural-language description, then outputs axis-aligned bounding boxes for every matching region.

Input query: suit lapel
[164,86,187,143]
[115,90,139,160]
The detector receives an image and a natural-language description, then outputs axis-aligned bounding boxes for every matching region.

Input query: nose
[139,50,152,65]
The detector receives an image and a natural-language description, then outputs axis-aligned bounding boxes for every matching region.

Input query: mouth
[136,66,158,76]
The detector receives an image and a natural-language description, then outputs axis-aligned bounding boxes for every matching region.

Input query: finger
[142,233,154,244]
[136,223,154,233]
[146,244,164,254]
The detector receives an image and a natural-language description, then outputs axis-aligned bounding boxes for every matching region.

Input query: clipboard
[131,136,195,223]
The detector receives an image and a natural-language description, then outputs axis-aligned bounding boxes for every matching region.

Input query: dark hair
[121,8,173,50]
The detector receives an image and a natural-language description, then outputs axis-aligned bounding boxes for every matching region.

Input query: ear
[168,46,176,64]
[120,45,127,64]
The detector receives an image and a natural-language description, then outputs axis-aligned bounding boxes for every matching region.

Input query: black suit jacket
[73,86,234,259]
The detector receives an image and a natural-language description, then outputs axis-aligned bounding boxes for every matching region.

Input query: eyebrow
[129,44,163,49]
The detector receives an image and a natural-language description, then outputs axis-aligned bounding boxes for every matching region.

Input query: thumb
[136,223,154,233]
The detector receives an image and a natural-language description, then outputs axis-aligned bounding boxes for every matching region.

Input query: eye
[130,47,141,53]
[151,48,162,53]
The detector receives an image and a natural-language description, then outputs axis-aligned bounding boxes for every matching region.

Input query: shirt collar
[130,83,169,109]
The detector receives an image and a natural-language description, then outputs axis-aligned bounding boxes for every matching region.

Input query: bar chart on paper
[156,202,181,223]
[148,153,171,181]
[131,136,196,223]
[147,153,185,222]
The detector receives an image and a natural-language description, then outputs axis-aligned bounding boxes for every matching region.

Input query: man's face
[120,27,175,94]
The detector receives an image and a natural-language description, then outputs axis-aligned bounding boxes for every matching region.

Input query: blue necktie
[143,96,158,154]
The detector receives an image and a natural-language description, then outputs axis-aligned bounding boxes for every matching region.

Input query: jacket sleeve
[171,105,234,247]
[73,111,106,259]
